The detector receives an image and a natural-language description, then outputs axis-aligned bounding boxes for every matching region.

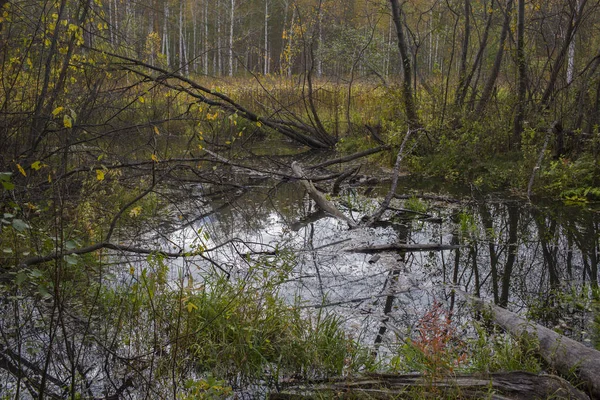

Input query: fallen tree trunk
[457,289,600,399]
[346,243,462,254]
[270,371,588,399]
[291,162,358,228]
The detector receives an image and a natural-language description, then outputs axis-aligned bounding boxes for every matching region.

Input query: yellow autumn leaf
[31,161,42,170]
[63,115,72,128]
[129,206,142,217]
[52,106,64,116]
[256,121,262,127]
[138,96,145,103]
[48,173,52,183]
[16,163,26,177]
[186,302,198,313]
[96,170,105,181]
[151,154,159,162]
[153,126,160,135]
[225,141,231,145]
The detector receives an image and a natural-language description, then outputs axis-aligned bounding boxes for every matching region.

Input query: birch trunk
[179,1,183,72]
[204,1,208,74]
[264,0,269,75]
[229,0,234,77]
[162,3,170,65]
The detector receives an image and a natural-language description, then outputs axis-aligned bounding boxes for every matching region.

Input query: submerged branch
[346,243,462,254]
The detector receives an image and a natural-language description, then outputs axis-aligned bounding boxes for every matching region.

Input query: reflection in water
[162,179,600,355]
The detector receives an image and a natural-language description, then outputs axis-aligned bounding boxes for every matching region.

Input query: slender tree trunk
[217,7,222,75]
[192,1,197,72]
[475,0,513,116]
[108,0,114,46]
[29,0,68,151]
[182,1,188,76]
[455,0,471,105]
[540,0,587,107]
[567,30,576,85]
[204,0,209,74]
[229,0,234,77]
[286,6,296,76]
[264,0,269,75]
[513,0,526,147]
[456,0,494,108]
[317,3,323,77]
[162,3,169,66]
[389,0,419,128]
[179,1,183,72]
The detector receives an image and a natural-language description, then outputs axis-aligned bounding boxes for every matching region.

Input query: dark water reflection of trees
[192,181,600,350]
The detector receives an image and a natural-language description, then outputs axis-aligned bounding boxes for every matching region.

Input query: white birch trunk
[183,1,188,76]
[317,4,322,77]
[264,0,269,75]
[179,1,183,72]
[217,8,221,75]
[204,0,209,74]
[162,3,169,65]
[192,1,197,72]
[567,0,581,85]
[287,6,296,77]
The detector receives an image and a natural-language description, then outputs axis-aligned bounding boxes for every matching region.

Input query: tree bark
[512,0,526,147]
[456,0,494,108]
[455,0,471,106]
[229,0,235,77]
[475,0,514,116]
[540,0,588,108]
[389,0,420,128]
[270,371,588,400]
[459,289,600,399]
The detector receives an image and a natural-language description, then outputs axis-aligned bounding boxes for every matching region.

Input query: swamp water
[127,166,600,358]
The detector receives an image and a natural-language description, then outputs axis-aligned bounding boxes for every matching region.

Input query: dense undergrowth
[199,76,600,203]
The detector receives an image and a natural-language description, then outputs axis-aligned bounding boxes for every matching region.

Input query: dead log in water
[457,289,600,399]
[291,162,358,228]
[346,243,462,254]
[269,371,588,399]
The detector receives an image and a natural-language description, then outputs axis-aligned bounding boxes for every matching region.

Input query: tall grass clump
[176,275,367,388]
